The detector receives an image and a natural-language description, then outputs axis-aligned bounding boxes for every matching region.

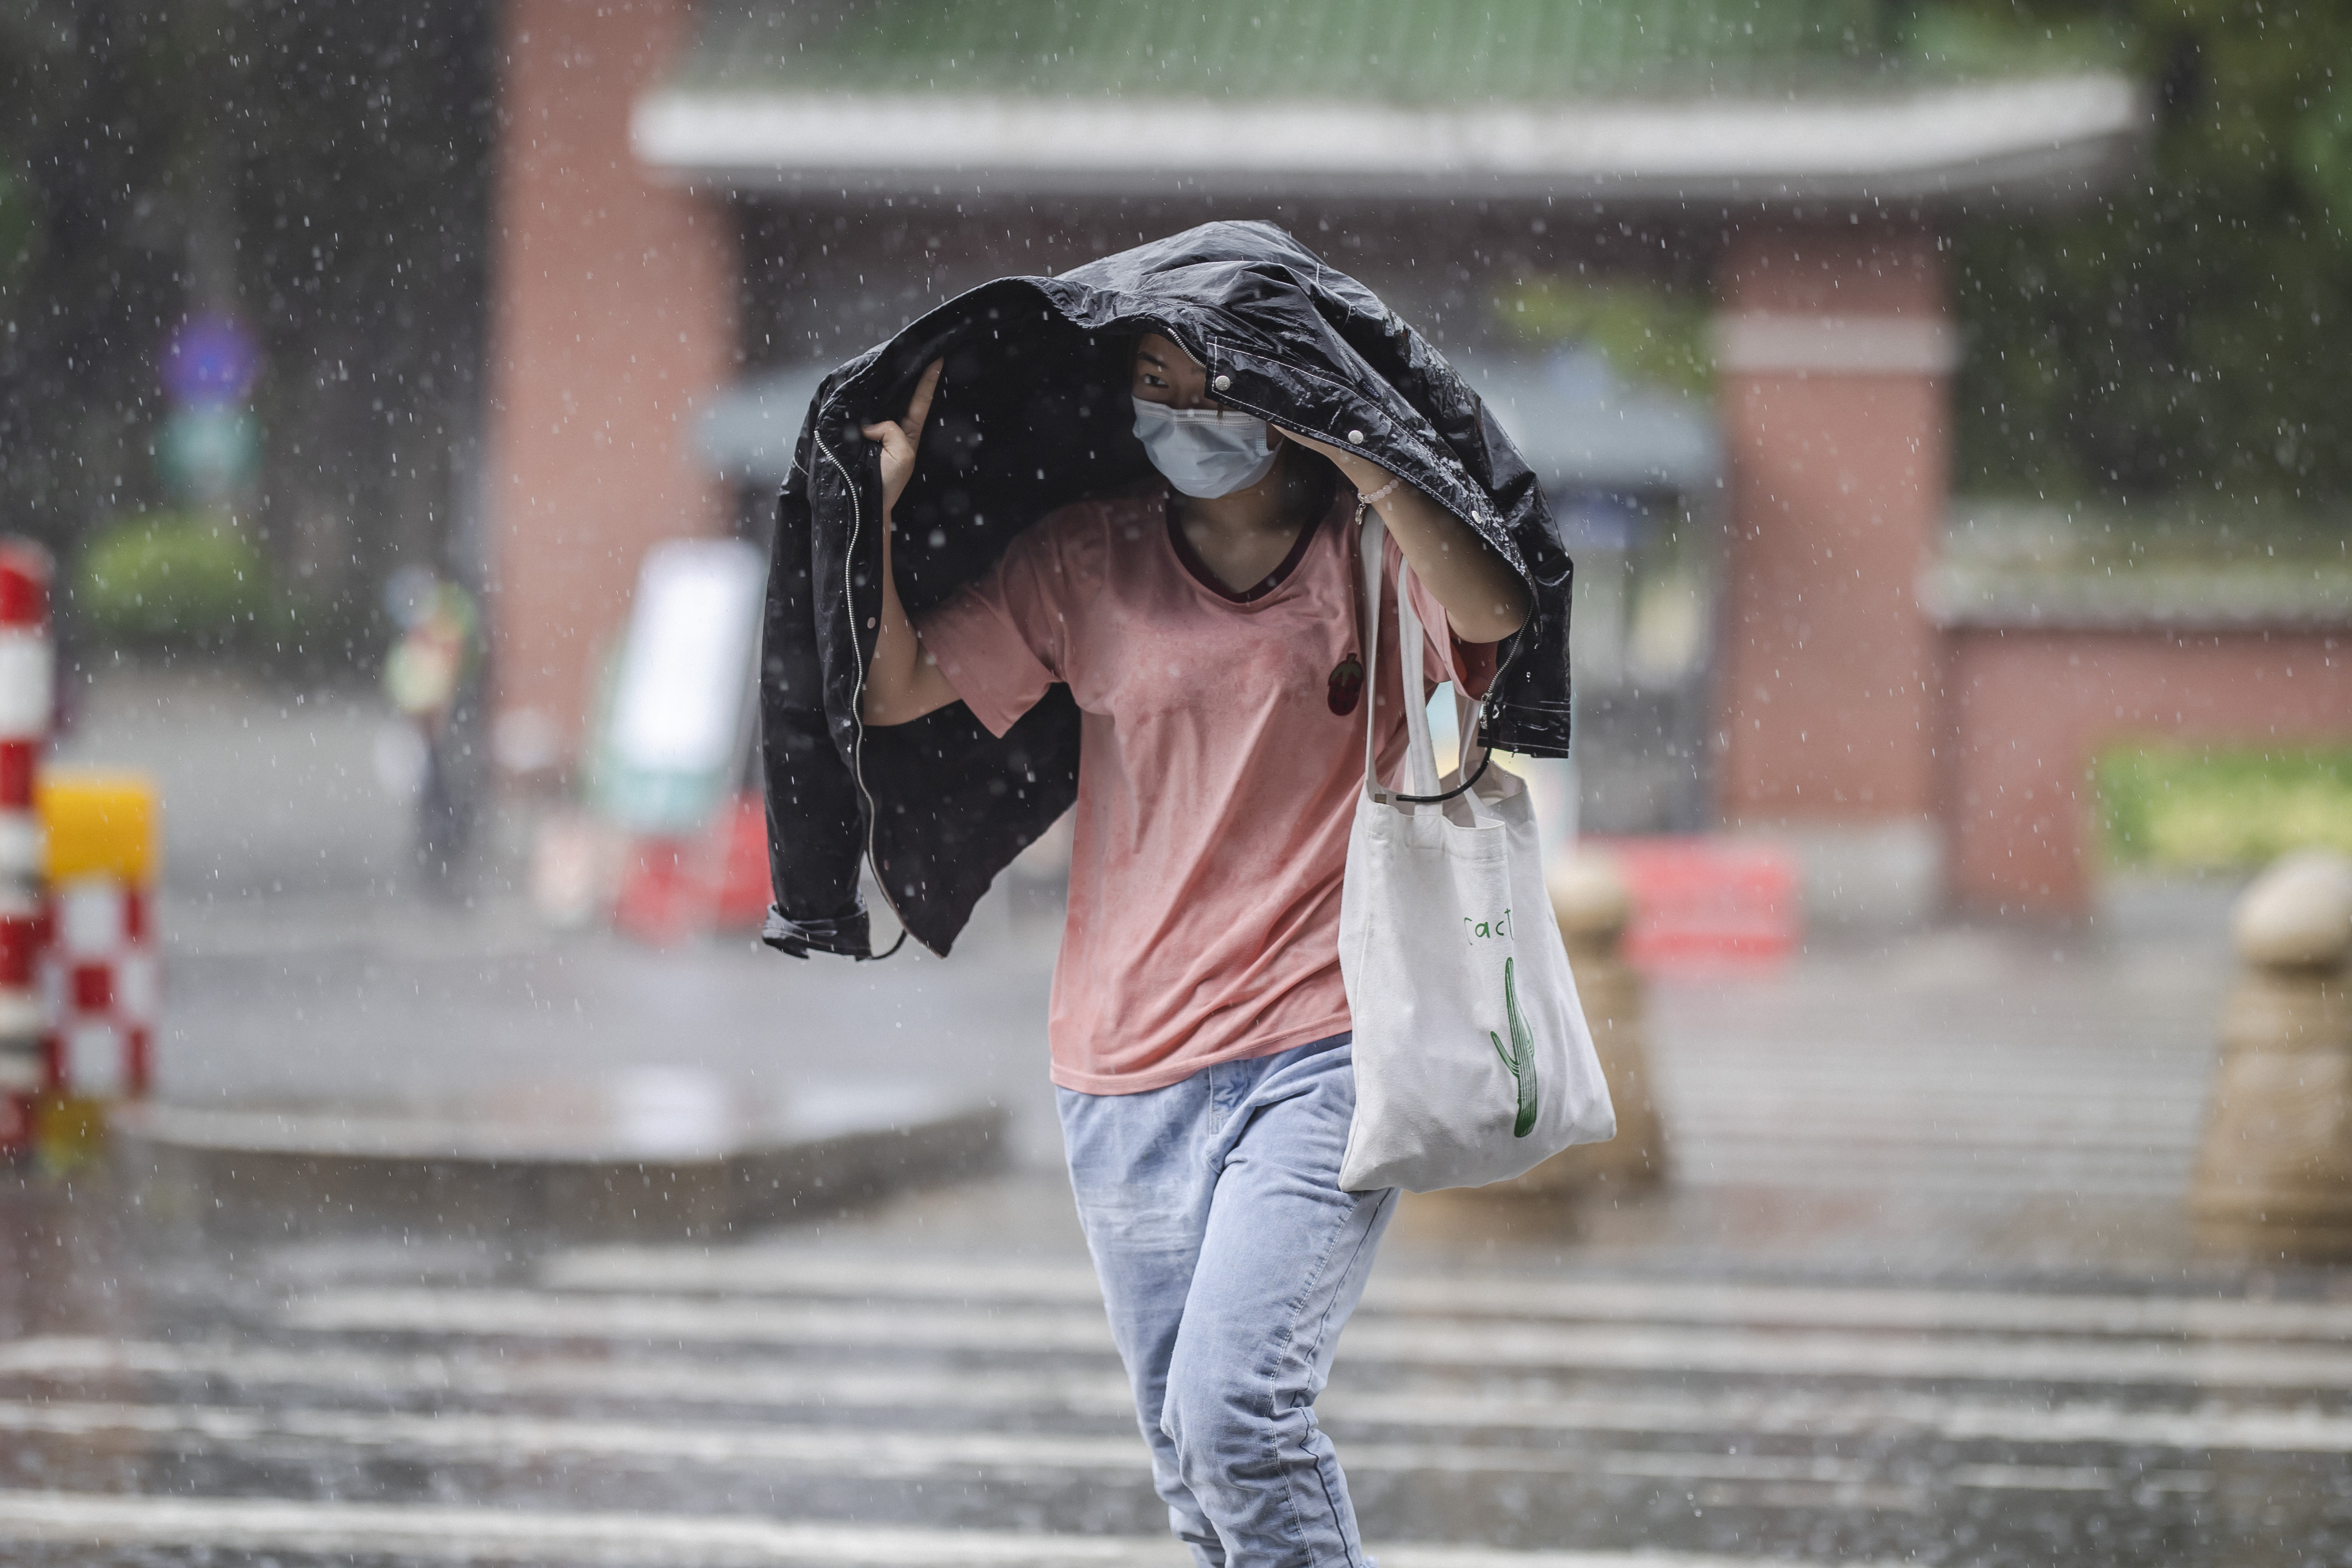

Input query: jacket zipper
[812,425,911,955]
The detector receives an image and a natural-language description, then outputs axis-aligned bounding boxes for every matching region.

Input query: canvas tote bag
[1336,511,1616,1192]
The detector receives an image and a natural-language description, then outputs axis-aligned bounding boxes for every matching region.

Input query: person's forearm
[861,514,926,724]
[1373,485,1531,643]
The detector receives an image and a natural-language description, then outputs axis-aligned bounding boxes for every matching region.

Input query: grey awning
[639,78,2145,207]
[698,364,830,487]
[700,350,1717,497]
[639,3,2144,207]
[1450,351,1719,495]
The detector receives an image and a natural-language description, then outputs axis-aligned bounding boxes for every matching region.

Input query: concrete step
[108,1083,1006,1242]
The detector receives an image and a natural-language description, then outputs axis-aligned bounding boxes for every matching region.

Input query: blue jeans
[1057,1033,1398,1568]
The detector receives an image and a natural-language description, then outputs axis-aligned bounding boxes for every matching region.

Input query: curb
[110,1097,1008,1242]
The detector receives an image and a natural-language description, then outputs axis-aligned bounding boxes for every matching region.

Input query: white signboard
[609,540,765,777]
[598,539,766,835]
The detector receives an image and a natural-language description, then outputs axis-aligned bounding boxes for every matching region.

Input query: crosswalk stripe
[1663,1141,2192,1164]
[539,1251,1108,1302]
[1674,1160,2191,1181]
[1678,1144,2195,1172]
[1341,1319,2352,1386]
[1365,1280,2352,1339]
[0,1400,2218,1500]
[1655,1151,2192,1192]
[280,1288,2352,1390]
[5,1338,2349,1454]
[1666,1074,2202,1088]
[1664,1147,2195,1172]
[287,1289,1118,1351]
[0,1492,1177,1566]
[538,1253,2352,1340]
[0,1400,1150,1474]
[1657,1170,2180,1197]
[0,1337,1130,1413]
[0,1491,1905,1568]
[0,1399,1858,1483]
[1657,1072,2203,1097]
[1343,1389,2337,1454]
[1658,1063,2203,1083]
[1664,1102,2200,1124]
[1661,1105,2199,1129]
[1664,1118,2198,1146]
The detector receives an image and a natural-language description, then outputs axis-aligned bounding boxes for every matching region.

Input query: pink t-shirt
[915,486,1494,1095]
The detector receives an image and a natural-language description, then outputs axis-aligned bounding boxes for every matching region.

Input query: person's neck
[1171,452,1304,543]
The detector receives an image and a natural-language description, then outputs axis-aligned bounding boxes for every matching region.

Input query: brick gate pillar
[483,0,736,773]
[1711,224,1954,922]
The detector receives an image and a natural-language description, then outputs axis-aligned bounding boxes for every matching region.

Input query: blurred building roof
[700,347,1718,499]
[636,0,2145,204]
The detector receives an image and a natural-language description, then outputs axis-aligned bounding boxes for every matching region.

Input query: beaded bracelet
[1358,475,1404,507]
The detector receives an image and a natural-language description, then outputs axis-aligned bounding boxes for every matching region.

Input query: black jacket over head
[761,220,1575,962]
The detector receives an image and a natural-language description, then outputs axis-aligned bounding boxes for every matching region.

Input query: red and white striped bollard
[0,544,50,1155]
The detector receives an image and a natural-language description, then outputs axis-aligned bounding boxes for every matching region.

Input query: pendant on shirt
[1327,656,1364,716]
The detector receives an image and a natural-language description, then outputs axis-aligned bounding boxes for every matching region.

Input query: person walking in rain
[382,567,483,889]
[853,329,1530,1566]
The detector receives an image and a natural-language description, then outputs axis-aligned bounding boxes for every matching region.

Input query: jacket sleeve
[758,416,875,959]
[1327,303,1577,759]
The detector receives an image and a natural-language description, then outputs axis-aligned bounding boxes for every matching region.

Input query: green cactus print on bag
[1487,955,1539,1138]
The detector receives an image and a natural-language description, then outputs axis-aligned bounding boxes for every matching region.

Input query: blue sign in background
[160,314,259,409]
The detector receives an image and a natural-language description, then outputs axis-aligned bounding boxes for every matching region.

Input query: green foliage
[718,0,1891,101]
[2099,746,2352,870]
[1494,277,1714,395]
[75,511,276,648]
[1947,495,2352,569]
[1922,0,2352,508]
[0,0,495,585]
[1902,5,2128,77]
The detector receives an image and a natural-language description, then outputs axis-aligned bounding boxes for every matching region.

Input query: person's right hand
[857,357,959,728]
[860,359,943,518]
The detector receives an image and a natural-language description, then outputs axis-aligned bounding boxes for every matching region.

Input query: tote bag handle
[1356,505,1490,806]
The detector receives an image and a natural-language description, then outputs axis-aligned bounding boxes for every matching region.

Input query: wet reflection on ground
[4,1143,2351,1568]
[4,869,2343,1566]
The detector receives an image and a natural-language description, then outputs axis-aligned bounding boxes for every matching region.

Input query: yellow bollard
[42,772,159,885]
[2189,850,2352,1259]
[38,770,160,1107]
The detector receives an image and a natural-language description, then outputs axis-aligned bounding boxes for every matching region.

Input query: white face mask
[1131,396,1281,498]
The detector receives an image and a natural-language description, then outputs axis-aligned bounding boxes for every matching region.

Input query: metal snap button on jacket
[1348,430,1365,444]
[1213,374,1231,391]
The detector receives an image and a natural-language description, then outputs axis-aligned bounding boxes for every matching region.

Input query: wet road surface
[12,669,2328,1564]
[2,1165,2350,1568]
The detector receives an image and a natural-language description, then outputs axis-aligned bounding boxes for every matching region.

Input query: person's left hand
[861,359,943,517]
[1283,429,1396,498]
[1297,423,1530,640]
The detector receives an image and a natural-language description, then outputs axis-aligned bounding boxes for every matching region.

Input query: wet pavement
[7,1152,2352,1568]
[4,668,2342,1565]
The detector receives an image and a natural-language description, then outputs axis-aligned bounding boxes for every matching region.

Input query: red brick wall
[1713,225,1950,828]
[1947,628,2352,912]
[483,0,736,767]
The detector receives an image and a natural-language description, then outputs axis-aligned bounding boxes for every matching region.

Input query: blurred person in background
[857,334,1530,1568]
[382,567,483,891]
